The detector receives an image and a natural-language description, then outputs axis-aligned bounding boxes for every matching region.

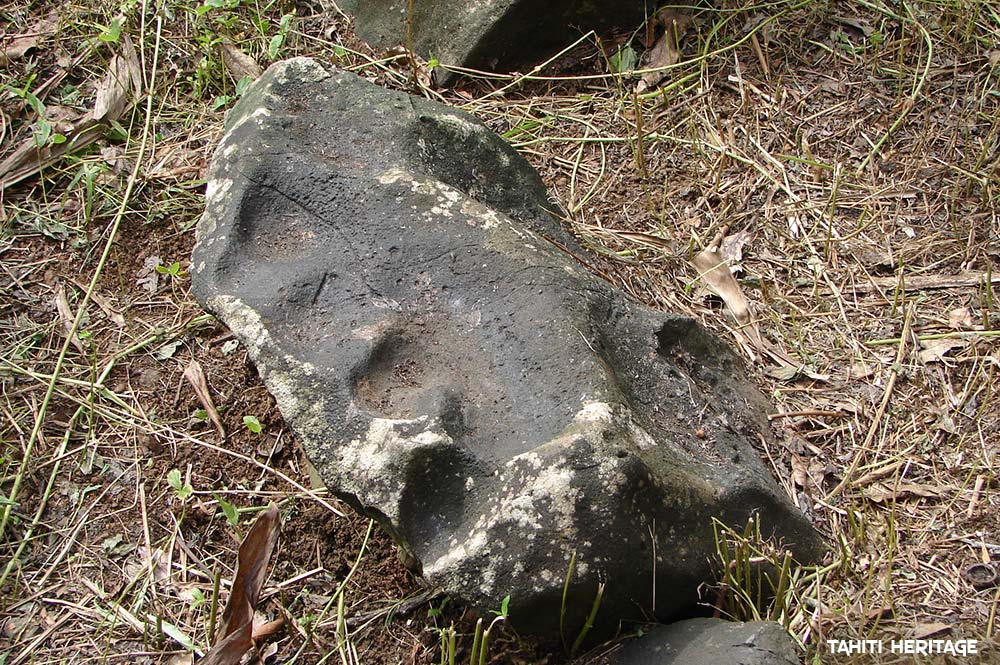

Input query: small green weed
[216,496,239,528]
[242,415,263,433]
[167,468,193,500]
[154,261,186,277]
[559,550,605,657]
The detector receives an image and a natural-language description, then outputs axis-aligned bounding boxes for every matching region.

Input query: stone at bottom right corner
[603,618,800,665]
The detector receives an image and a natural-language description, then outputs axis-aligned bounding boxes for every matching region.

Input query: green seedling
[242,415,263,434]
[559,550,605,656]
[154,261,185,277]
[3,81,66,147]
[97,18,122,42]
[427,596,451,618]
[166,469,193,500]
[609,43,638,73]
[468,614,503,665]
[490,594,510,618]
[438,623,457,665]
[217,496,239,528]
[268,13,294,60]
[212,74,254,110]
[189,587,206,610]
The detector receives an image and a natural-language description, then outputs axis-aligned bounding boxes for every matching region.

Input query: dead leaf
[936,412,958,434]
[819,79,848,96]
[720,230,751,265]
[0,11,61,66]
[763,365,801,382]
[93,35,142,123]
[252,617,285,641]
[690,243,828,379]
[636,9,690,93]
[68,277,126,327]
[849,360,879,380]
[790,454,810,490]
[218,39,262,82]
[136,255,161,293]
[917,337,967,364]
[124,546,169,584]
[910,622,951,639]
[54,285,85,354]
[691,247,753,327]
[947,307,974,329]
[199,504,281,665]
[863,482,947,503]
[0,117,105,191]
[183,360,226,440]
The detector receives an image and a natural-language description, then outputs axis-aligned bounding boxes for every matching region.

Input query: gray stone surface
[604,618,801,665]
[192,57,823,641]
[338,0,661,80]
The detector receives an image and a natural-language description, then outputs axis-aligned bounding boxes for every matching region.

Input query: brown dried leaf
[218,39,262,82]
[182,360,226,440]
[863,482,947,503]
[849,360,879,380]
[720,230,751,265]
[691,246,820,374]
[636,10,690,93]
[790,454,810,490]
[54,284,85,354]
[199,504,281,665]
[947,306,974,329]
[0,118,104,191]
[94,35,142,123]
[198,627,252,665]
[0,11,60,66]
[917,338,967,364]
[911,622,951,639]
[69,277,126,327]
[691,247,753,326]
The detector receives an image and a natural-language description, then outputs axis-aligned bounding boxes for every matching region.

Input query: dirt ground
[2,0,999,663]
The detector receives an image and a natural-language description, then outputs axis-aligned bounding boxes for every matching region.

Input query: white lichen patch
[351,322,389,340]
[227,105,272,135]
[423,530,489,580]
[220,142,241,160]
[207,295,330,443]
[197,177,236,239]
[377,167,409,185]
[209,295,272,357]
[205,177,234,209]
[433,112,487,139]
[274,57,330,85]
[427,448,590,599]
[378,168,515,232]
[574,401,613,424]
[458,199,502,230]
[335,416,453,522]
[371,295,400,310]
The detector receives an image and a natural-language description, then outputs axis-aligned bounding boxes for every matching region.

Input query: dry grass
[1,0,999,663]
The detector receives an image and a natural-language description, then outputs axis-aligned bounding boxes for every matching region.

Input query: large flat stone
[338,0,661,79]
[191,57,823,642]
[603,618,801,665]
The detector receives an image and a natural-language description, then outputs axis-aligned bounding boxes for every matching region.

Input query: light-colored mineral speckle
[275,56,330,85]
[207,295,329,444]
